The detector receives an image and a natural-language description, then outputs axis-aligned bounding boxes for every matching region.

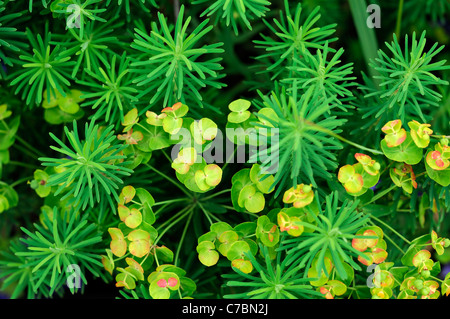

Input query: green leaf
[256,215,279,247]
[401,234,431,266]
[122,108,139,129]
[0,116,20,150]
[118,205,142,229]
[163,116,183,135]
[149,272,180,299]
[328,280,347,296]
[234,222,257,237]
[354,163,380,189]
[191,118,218,145]
[197,241,220,266]
[250,164,275,194]
[241,185,265,213]
[380,132,423,165]
[44,107,84,125]
[425,150,450,187]
[412,250,431,268]
[155,246,174,263]
[128,229,151,258]
[121,185,136,204]
[231,259,253,274]
[197,231,218,243]
[228,99,251,123]
[226,240,251,261]
[218,230,239,257]
[109,228,127,257]
[116,272,137,290]
[210,222,233,239]
[135,187,155,206]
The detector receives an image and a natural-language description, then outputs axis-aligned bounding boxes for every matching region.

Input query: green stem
[370,215,411,245]
[370,221,405,254]
[174,210,193,267]
[395,0,404,38]
[363,184,397,207]
[154,203,171,217]
[12,144,38,159]
[156,205,192,232]
[198,203,213,225]
[431,135,450,139]
[153,198,188,206]
[10,176,33,188]
[154,207,194,246]
[430,276,444,283]
[145,163,193,199]
[222,146,238,172]
[135,122,153,135]
[220,204,258,218]
[305,120,383,155]
[197,201,221,224]
[334,134,384,155]
[153,246,160,267]
[15,135,45,157]
[201,188,231,201]
[161,149,173,162]
[221,205,235,210]
[113,252,130,263]
[7,161,40,169]
[348,0,380,84]
[139,252,151,266]
[380,161,394,176]
[415,171,427,178]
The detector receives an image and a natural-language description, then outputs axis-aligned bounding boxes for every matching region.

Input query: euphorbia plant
[0,0,449,302]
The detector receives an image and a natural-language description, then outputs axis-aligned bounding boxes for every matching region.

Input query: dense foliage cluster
[0,0,450,300]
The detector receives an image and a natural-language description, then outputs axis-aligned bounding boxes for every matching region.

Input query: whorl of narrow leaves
[105,0,158,15]
[52,0,106,39]
[252,84,345,194]
[15,208,104,296]
[0,0,27,73]
[192,0,271,35]
[365,31,450,124]
[280,191,372,281]
[8,27,76,107]
[403,0,450,24]
[77,52,138,124]
[0,240,43,299]
[283,43,357,110]
[39,120,133,210]
[130,5,225,109]
[254,0,337,80]
[53,19,123,80]
[223,244,324,299]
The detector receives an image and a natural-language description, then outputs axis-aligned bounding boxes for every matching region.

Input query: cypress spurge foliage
[253,84,345,194]
[130,5,225,109]
[77,52,138,124]
[193,0,271,35]
[281,191,372,281]
[223,244,324,299]
[0,0,27,75]
[15,208,104,296]
[9,27,76,107]
[39,120,133,210]
[254,0,337,80]
[361,31,450,126]
[52,19,123,80]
